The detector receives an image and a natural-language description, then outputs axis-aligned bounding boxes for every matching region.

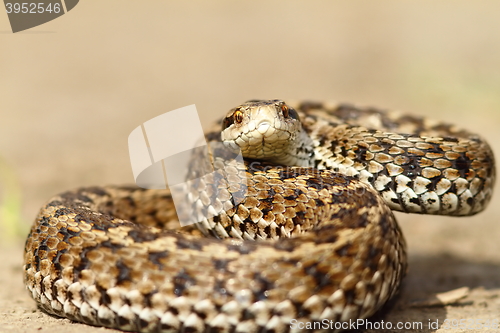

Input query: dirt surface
[1,2,500,333]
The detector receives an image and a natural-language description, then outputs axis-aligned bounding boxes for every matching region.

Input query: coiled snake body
[24,100,495,332]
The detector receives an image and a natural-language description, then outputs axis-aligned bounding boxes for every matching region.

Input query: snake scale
[24,100,495,332]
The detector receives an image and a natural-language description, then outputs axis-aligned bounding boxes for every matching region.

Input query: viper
[24,100,495,332]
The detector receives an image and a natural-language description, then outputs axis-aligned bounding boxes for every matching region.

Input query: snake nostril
[257,122,271,133]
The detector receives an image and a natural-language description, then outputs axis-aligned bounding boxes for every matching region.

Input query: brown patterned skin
[24,100,495,333]
[301,102,495,215]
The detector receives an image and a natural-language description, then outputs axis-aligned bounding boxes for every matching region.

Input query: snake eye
[281,104,289,118]
[222,108,245,129]
[234,110,243,123]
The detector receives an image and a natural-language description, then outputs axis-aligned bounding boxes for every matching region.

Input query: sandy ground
[1,2,500,332]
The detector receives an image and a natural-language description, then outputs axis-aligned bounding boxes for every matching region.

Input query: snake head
[221,99,314,166]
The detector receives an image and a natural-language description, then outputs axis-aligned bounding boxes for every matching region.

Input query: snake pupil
[234,110,243,123]
[281,104,289,118]
[223,108,244,129]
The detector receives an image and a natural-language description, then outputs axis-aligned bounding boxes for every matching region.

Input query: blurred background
[1,1,499,332]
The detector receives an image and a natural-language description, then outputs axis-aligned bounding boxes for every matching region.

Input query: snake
[24,100,495,333]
